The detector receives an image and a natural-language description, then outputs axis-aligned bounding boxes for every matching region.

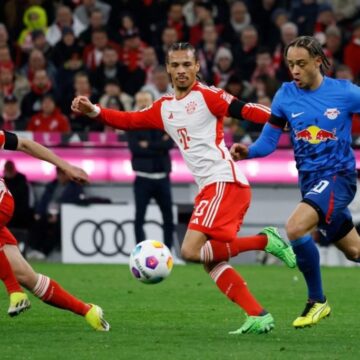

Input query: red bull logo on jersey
[324,108,340,120]
[295,125,337,144]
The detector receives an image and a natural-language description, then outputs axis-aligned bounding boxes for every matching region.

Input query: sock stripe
[200,242,214,263]
[209,262,232,282]
[33,274,50,298]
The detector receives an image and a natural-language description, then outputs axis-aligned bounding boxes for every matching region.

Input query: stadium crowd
[0,0,360,134]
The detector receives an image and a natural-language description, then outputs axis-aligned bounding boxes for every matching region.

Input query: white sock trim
[33,274,50,298]
[209,262,232,282]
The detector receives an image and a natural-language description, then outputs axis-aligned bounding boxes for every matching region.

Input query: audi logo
[71,219,162,257]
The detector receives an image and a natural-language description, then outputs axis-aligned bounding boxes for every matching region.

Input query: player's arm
[1,130,88,184]
[228,99,271,124]
[230,115,286,161]
[71,96,163,130]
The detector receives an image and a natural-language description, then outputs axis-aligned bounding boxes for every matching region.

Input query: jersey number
[312,180,330,193]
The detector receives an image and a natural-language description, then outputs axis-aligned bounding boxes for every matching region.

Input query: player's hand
[230,143,249,161]
[71,96,95,115]
[62,165,89,185]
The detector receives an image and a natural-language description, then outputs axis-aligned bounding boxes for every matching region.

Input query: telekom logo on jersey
[177,128,190,150]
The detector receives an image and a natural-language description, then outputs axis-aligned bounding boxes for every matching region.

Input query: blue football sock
[291,235,325,302]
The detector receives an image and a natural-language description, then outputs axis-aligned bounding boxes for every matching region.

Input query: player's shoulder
[193,81,234,103]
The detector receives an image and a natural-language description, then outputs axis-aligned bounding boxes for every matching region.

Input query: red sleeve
[241,103,271,124]
[98,99,164,130]
[199,84,235,117]
[0,130,5,149]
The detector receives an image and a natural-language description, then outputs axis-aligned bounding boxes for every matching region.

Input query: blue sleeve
[347,82,360,114]
[247,123,282,159]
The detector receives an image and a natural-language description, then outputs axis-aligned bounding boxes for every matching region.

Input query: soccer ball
[129,240,173,284]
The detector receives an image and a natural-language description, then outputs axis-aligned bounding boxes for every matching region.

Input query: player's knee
[180,245,200,262]
[285,220,306,241]
[343,247,360,262]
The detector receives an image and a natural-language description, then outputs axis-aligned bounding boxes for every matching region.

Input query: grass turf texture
[0,264,359,360]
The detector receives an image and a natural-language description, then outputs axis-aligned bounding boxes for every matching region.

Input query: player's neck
[174,81,196,100]
[309,73,324,91]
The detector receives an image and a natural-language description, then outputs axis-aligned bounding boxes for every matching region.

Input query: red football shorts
[188,181,251,242]
[0,191,17,246]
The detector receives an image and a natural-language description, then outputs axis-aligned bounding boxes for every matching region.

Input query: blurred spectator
[0,63,29,108]
[21,68,56,118]
[26,94,71,133]
[224,73,253,102]
[3,160,32,230]
[267,8,290,51]
[90,46,127,94]
[344,19,360,82]
[189,0,216,47]
[103,95,125,132]
[0,94,27,131]
[120,28,147,72]
[251,47,277,86]
[251,74,280,101]
[46,5,86,47]
[222,1,251,46]
[197,23,222,84]
[154,1,189,45]
[83,27,118,71]
[64,71,101,131]
[127,90,175,251]
[20,48,57,85]
[329,0,360,23]
[335,64,354,81]
[74,0,111,28]
[78,8,105,47]
[17,5,48,52]
[30,29,52,60]
[0,23,18,65]
[323,25,344,65]
[29,167,85,258]
[291,0,318,35]
[141,65,173,100]
[141,46,159,85]
[273,22,298,82]
[212,47,235,88]
[99,79,133,111]
[155,27,178,65]
[314,4,336,45]
[232,25,259,81]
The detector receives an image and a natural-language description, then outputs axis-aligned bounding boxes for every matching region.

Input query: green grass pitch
[0,263,359,360]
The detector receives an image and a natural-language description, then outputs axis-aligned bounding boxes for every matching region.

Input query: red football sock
[0,248,22,294]
[32,274,91,316]
[209,262,264,316]
[201,235,267,263]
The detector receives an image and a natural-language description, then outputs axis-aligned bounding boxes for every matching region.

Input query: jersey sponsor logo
[191,218,199,224]
[324,108,340,120]
[294,126,337,144]
[177,127,190,150]
[185,101,197,114]
[291,111,304,118]
[168,112,174,120]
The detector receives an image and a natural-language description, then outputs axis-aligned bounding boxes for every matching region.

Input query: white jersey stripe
[205,182,226,227]
[202,183,222,227]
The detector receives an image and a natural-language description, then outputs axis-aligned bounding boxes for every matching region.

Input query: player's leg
[285,201,331,328]
[153,177,174,249]
[335,227,360,261]
[133,176,152,243]
[181,223,274,333]
[4,244,110,331]
[185,182,295,266]
[0,199,31,316]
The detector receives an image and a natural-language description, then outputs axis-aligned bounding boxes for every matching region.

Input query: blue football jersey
[272,76,360,178]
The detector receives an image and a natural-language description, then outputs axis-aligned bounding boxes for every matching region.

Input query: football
[129,240,173,284]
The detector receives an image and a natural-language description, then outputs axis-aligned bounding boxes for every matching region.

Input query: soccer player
[230,35,360,328]
[0,130,110,331]
[71,42,296,335]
